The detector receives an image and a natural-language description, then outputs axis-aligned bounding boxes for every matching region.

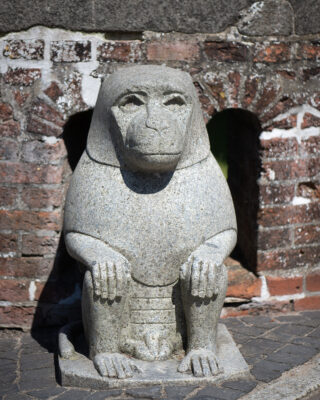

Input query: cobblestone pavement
[1,311,320,400]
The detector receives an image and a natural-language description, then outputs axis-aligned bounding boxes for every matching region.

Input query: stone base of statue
[58,323,250,390]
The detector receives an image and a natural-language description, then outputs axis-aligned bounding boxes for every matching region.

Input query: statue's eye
[120,95,144,111]
[164,96,186,108]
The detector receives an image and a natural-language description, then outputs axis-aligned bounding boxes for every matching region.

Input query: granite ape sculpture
[64,65,237,380]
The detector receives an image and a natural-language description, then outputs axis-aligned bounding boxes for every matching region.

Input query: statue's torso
[64,152,235,286]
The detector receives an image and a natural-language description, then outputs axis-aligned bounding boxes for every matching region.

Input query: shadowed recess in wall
[207,109,262,273]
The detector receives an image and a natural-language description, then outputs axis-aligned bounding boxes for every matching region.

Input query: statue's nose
[146,105,169,131]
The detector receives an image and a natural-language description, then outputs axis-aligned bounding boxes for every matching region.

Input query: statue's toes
[94,353,138,379]
[207,354,222,375]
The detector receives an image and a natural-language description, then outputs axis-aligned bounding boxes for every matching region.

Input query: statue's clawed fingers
[178,349,222,377]
[94,353,141,379]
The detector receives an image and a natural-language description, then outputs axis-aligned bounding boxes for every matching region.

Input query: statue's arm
[65,232,130,300]
[180,229,236,298]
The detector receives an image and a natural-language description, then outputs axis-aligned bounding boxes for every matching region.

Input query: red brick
[27,116,63,137]
[147,41,199,61]
[258,228,291,250]
[255,83,278,115]
[13,91,30,107]
[22,234,59,256]
[264,115,297,131]
[260,138,298,159]
[258,203,320,227]
[44,82,63,102]
[301,112,320,129]
[294,296,320,311]
[228,71,241,107]
[3,40,44,60]
[277,70,296,80]
[0,139,19,160]
[0,233,18,253]
[253,43,291,63]
[295,225,320,245]
[21,187,64,209]
[0,162,64,184]
[226,265,261,299]
[0,186,18,208]
[29,98,65,127]
[300,136,320,157]
[259,184,295,205]
[298,42,320,61]
[260,97,295,122]
[0,257,53,279]
[0,305,35,329]
[34,281,76,303]
[243,76,259,107]
[0,279,30,302]
[0,103,13,121]
[22,140,66,164]
[266,276,303,296]
[4,68,41,86]
[258,246,320,271]
[98,41,141,62]
[205,78,226,110]
[306,271,320,292]
[297,182,320,201]
[262,159,318,181]
[0,120,20,137]
[302,67,320,81]
[50,40,91,62]
[204,41,249,62]
[0,210,61,231]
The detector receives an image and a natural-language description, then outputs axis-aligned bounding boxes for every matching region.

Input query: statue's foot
[93,352,141,379]
[178,349,223,377]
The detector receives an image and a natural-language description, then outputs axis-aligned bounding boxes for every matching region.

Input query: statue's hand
[180,246,224,298]
[90,253,130,300]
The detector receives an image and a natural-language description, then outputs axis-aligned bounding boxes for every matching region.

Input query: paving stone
[263,324,313,343]
[239,338,281,357]
[266,344,317,366]
[27,386,66,399]
[20,352,54,370]
[5,394,32,400]
[0,339,17,352]
[292,336,320,350]
[0,384,19,397]
[164,385,198,399]
[251,359,291,382]
[88,389,123,399]
[222,379,257,393]
[240,316,278,330]
[229,332,250,344]
[303,311,320,320]
[19,368,57,391]
[275,315,320,328]
[224,324,266,338]
[308,327,320,338]
[126,386,163,399]
[54,389,91,399]
[0,350,19,360]
[192,385,244,399]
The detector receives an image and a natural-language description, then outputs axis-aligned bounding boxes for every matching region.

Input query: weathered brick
[147,41,199,61]
[22,140,66,164]
[295,296,320,311]
[264,115,297,131]
[0,186,18,208]
[50,40,91,62]
[297,182,320,201]
[277,70,296,80]
[300,136,320,157]
[4,68,41,86]
[255,83,278,115]
[0,279,30,302]
[0,139,19,160]
[260,97,295,122]
[302,67,320,81]
[0,305,35,329]
[298,41,320,60]
[0,210,61,231]
[0,103,14,121]
[29,98,65,127]
[266,276,303,296]
[262,159,318,181]
[259,184,295,205]
[0,257,53,279]
[27,116,63,137]
[98,41,141,62]
[0,233,18,253]
[253,43,291,63]
[226,265,261,299]
[295,225,320,245]
[301,112,320,129]
[3,40,44,60]
[0,120,20,138]
[258,228,291,250]
[260,138,298,159]
[228,71,241,107]
[44,82,63,102]
[0,162,64,184]
[243,76,260,107]
[204,41,249,62]
[22,234,59,256]
[21,187,64,209]
[258,246,320,271]
[13,90,30,107]
[258,203,320,227]
[205,78,226,110]
[306,271,320,292]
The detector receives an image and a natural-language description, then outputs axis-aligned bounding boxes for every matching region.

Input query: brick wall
[0,24,319,329]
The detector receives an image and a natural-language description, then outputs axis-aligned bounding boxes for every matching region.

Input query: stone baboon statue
[64,65,237,380]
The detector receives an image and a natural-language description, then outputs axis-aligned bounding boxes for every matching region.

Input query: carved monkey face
[111,85,193,173]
